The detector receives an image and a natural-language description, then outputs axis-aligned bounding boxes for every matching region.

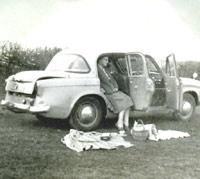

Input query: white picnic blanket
[61,128,190,152]
[61,129,134,152]
[152,130,190,141]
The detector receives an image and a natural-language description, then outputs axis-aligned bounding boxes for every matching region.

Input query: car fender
[180,77,200,105]
[68,89,109,117]
[182,87,199,105]
[35,78,109,118]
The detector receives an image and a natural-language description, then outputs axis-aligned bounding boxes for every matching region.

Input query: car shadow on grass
[30,113,179,133]
[32,118,71,131]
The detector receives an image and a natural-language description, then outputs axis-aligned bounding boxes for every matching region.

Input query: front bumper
[1,100,50,113]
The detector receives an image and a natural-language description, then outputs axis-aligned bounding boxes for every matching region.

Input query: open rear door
[126,52,155,111]
[165,54,182,111]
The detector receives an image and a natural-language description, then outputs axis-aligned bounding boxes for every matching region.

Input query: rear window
[46,54,90,73]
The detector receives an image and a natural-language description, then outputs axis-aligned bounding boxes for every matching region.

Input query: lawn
[0,92,200,178]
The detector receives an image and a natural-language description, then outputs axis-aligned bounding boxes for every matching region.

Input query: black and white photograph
[1,0,200,178]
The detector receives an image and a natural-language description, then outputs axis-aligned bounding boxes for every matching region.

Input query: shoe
[119,130,127,136]
[115,123,127,136]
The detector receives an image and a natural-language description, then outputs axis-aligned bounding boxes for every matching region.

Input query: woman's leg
[124,108,130,127]
[116,110,125,129]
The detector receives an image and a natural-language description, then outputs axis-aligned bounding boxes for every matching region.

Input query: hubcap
[78,104,97,125]
[182,101,192,116]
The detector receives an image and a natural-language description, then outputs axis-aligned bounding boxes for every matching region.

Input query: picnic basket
[131,119,149,141]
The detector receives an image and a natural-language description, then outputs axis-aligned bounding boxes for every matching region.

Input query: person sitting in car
[97,56,134,135]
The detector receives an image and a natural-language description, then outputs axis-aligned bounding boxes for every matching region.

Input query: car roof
[58,48,128,58]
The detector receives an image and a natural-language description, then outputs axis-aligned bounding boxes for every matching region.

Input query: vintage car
[1,49,200,131]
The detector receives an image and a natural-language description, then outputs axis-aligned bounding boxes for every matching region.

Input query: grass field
[0,92,200,179]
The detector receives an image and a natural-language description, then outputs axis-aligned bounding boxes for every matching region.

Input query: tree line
[178,61,200,80]
[0,41,61,81]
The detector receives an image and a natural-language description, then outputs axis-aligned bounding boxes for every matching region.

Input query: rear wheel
[69,96,103,131]
[175,93,196,121]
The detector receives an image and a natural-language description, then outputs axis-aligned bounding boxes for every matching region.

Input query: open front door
[165,54,182,111]
[126,53,155,111]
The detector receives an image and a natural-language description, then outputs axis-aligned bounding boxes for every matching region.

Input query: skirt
[106,91,133,113]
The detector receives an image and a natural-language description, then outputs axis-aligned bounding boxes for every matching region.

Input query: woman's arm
[98,66,118,93]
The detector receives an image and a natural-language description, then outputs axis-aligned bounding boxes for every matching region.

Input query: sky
[1,0,200,61]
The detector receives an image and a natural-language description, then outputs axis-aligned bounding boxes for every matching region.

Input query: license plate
[9,82,24,92]
[11,82,18,90]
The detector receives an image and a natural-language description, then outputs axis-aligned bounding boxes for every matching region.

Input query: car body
[2,49,200,131]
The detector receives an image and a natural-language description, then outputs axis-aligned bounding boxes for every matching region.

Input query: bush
[178,61,200,80]
[0,41,62,80]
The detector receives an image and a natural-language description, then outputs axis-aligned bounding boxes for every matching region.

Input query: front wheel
[175,93,196,121]
[69,96,103,131]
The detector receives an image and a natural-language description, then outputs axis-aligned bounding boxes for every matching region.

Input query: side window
[146,57,159,73]
[129,54,143,75]
[166,59,175,76]
[165,54,178,77]
[116,57,128,74]
[68,55,89,71]
[145,56,164,87]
